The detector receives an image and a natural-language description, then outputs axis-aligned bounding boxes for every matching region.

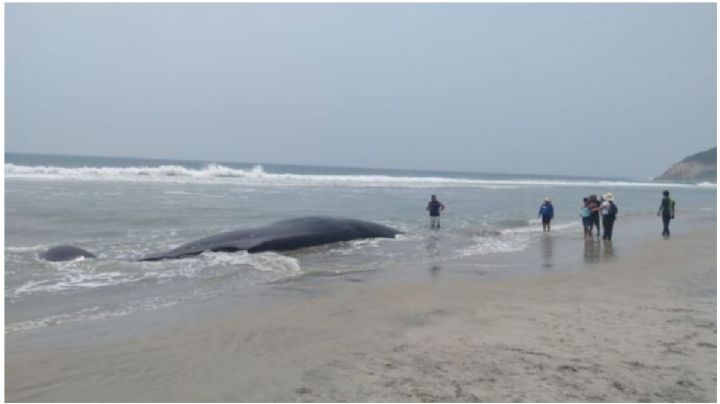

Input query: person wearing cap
[538,197,555,232]
[599,193,619,240]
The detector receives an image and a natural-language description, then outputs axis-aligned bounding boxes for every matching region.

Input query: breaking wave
[5,163,714,189]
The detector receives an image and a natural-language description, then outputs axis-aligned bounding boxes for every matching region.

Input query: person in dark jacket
[538,197,554,232]
[587,194,602,237]
[426,195,446,229]
[657,190,675,239]
[600,193,618,241]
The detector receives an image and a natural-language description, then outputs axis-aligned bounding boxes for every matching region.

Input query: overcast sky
[6,3,716,178]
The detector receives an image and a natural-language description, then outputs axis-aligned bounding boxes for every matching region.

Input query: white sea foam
[5,245,46,253]
[457,235,531,258]
[198,250,301,273]
[10,249,302,299]
[5,297,180,334]
[12,268,145,296]
[6,163,714,189]
[500,220,578,235]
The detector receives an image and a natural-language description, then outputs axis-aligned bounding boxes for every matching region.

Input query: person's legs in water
[542,218,550,232]
[662,214,671,238]
[602,217,609,240]
[604,218,614,240]
[592,216,601,237]
[430,216,440,229]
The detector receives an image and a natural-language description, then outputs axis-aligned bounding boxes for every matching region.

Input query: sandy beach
[6,3,716,402]
[6,219,716,403]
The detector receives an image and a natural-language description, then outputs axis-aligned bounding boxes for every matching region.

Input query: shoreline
[6,221,716,402]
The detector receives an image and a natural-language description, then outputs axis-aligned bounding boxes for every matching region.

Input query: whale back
[40,245,96,262]
[139,216,400,261]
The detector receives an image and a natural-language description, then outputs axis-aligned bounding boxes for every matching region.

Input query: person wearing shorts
[426,195,446,229]
[580,197,592,239]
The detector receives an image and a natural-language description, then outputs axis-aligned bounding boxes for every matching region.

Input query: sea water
[5,152,716,334]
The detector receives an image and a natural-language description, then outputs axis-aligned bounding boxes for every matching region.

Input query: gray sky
[6,3,716,178]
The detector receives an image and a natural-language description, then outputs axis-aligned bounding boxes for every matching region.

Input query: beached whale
[40,245,97,262]
[139,216,401,261]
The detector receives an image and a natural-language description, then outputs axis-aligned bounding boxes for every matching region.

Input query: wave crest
[5,163,716,189]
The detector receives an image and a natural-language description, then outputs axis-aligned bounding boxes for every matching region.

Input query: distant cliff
[655,147,716,183]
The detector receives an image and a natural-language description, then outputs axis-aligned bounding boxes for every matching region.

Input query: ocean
[5,152,716,335]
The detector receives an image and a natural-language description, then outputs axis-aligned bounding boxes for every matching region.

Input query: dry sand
[6,228,717,402]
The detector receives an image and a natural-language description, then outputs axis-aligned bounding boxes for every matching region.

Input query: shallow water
[5,152,716,334]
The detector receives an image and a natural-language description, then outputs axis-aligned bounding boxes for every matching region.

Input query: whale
[40,245,97,262]
[139,216,401,261]
[36,217,401,262]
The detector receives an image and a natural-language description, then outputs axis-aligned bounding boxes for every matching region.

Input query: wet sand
[6,225,717,402]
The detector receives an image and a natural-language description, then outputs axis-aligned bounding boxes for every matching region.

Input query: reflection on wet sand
[584,238,615,263]
[584,239,600,263]
[602,241,615,260]
[541,234,554,268]
[426,234,441,275]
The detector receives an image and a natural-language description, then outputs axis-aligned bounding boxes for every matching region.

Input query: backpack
[609,203,618,217]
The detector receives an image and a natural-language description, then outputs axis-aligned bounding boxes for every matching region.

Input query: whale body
[139,216,401,261]
[40,245,97,262]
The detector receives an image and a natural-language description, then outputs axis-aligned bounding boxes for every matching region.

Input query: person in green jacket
[657,190,675,239]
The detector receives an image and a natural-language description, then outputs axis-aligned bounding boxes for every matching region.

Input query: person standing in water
[587,194,602,237]
[580,197,592,239]
[600,193,618,240]
[538,197,554,232]
[657,190,675,239]
[426,195,446,229]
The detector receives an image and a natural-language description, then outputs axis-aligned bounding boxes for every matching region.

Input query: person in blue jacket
[538,197,554,232]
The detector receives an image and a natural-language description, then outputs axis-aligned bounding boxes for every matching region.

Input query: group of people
[427,190,676,241]
[579,193,618,240]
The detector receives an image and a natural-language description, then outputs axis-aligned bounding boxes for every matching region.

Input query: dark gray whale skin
[40,245,97,262]
[139,216,401,262]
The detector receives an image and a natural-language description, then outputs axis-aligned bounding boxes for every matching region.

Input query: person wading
[538,197,554,232]
[426,195,446,229]
[600,193,618,241]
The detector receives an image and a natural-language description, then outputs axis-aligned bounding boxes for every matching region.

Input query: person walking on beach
[538,197,554,232]
[587,194,602,237]
[600,193,618,240]
[426,194,446,229]
[657,190,675,239]
[580,197,593,239]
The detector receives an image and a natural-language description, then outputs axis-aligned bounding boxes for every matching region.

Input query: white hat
[544,197,551,202]
[604,193,614,201]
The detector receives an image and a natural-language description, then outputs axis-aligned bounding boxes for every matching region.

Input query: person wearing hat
[599,193,619,240]
[538,197,555,232]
